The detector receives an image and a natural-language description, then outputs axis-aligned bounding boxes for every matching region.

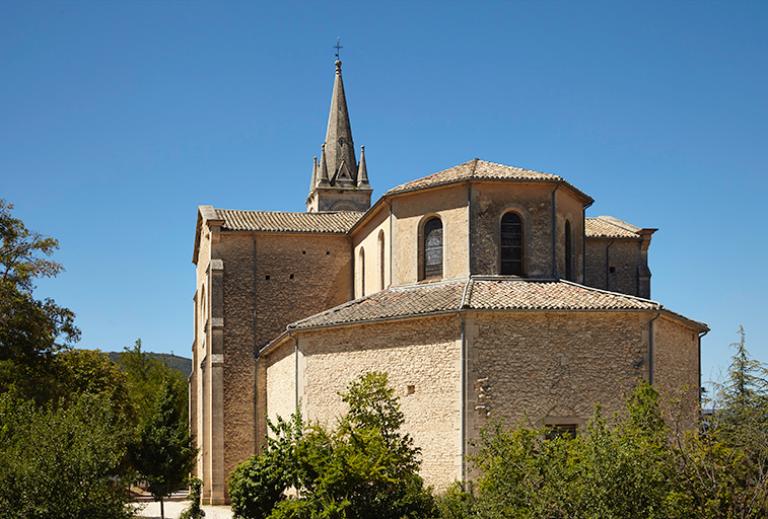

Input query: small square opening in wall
[326,251,330,255]
[289,274,294,280]
[302,251,306,255]
[406,384,416,395]
[609,266,616,273]
[265,275,270,280]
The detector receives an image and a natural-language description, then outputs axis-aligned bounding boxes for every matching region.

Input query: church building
[190,58,707,504]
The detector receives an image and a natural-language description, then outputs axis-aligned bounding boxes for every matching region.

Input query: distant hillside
[107,351,192,377]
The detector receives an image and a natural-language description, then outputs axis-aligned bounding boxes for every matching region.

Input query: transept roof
[214,208,363,234]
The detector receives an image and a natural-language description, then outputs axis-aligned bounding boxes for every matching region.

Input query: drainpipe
[388,200,393,288]
[459,314,466,483]
[605,240,615,290]
[697,329,709,416]
[551,184,561,278]
[648,312,661,384]
[293,334,299,413]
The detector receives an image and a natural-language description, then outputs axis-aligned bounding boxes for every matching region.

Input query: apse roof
[287,277,704,332]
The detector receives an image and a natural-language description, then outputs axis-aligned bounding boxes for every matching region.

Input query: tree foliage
[131,379,196,518]
[0,392,132,519]
[229,372,436,519]
[0,199,79,402]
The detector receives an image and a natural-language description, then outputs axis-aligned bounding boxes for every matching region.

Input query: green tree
[229,372,436,519]
[53,348,135,424]
[0,392,132,519]
[0,199,79,402]
[118,338,187,427]
[131,379,196,519]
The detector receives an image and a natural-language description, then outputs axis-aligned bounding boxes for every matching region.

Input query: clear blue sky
[2,1,766,386]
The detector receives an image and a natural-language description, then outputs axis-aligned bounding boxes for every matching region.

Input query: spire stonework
[306,59,372,212]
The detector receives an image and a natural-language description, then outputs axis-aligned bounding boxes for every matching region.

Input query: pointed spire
[357,145,369,187]
[310,156,318,190]
[323,59,357,184]
[318,144,330,186]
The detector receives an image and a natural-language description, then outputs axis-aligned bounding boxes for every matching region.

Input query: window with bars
[423,217,443,280]
[500,212,523,275]
[545,423,578,440]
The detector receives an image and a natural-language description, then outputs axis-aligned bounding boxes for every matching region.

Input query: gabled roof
[285,277,705,333]
[384,159,593,203]
[585,216,645,239]
[214,208,363,233]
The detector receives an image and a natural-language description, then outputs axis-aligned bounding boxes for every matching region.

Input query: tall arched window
[358,247,366,297]
[500,212,523,275]
[423,217,443,280]
[378,230,385,291]
[564,220,573,281]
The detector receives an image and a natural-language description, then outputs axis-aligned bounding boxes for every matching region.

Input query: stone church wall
[584,237,644,296]
[470,183,555,278]
[653,316,700,430]
[206,231,352,496]
[264,339,296,426]
[391,185,469,285]
[464,311,650,443]
[291,315,463,490]
[554,188,585,282]
[351,206,391,297]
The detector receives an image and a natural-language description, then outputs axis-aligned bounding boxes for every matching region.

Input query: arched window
[564,220,573,281]
[422,217,443,280]
[500,212,523,276]
[378,230,385,291]
[358,247,366,297]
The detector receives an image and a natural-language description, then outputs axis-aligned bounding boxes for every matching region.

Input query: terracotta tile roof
[585,216,642,239]
[384,159,592,202]
[290,278,668,330]
[214,209,363,233]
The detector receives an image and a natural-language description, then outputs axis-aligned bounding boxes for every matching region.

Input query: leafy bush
[0,393,132,519]
[229,372,436,519]
[179,478,206,519]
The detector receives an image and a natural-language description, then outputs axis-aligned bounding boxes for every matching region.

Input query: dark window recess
[265,275,270,280]
[500,213,523,275]
[565,220,573,281]
[545,424,578,440]
[609,266,616,273]
[289,274,294,280]
[302,250,306,255]
[423,218,443,279]
[326,251,330,255]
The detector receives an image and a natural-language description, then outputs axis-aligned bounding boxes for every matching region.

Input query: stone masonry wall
[653,316,700,430]
[555,188,585,283]
[465,311,650,444]
[265,339,296,425]
[352,207,390,297]
[471,183,555,278]
[584,237,644,296]
[391,185,469,285]
[293,316,463,490]
[215,231,352,492]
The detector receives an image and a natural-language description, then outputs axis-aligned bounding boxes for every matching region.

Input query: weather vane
[334,38,343,61]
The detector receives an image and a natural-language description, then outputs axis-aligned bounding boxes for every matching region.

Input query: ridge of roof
[585,216,644,239]
[212,208,364,233]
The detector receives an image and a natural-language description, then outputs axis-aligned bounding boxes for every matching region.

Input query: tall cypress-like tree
[131,379,196,519]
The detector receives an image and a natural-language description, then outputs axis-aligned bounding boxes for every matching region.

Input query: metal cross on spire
[334,38,343,61]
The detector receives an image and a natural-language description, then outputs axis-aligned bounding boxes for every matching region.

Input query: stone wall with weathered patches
[653,315,700,430]
[194,229,352,502]
[351,206,391,297]
[264,339,296,425]
[391,185,469,285]
[555,188,585,283]
[293,316,463,490]
[584,237,645,297]
[470,183,555,278]
[465,311,650,442]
